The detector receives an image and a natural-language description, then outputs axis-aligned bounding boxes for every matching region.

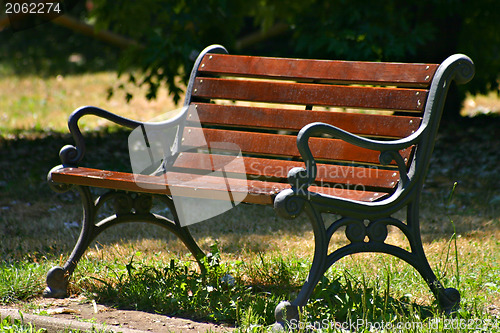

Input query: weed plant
[78,244,288,325]
[0,263,46,305]
[0,314,44,333]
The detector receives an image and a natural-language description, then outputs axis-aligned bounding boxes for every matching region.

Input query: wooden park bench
[46,44,474,324]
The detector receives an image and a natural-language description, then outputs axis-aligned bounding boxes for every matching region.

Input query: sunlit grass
[2,198,498,328]
[1,73,499,134]
[0,72,180,134]
[69,231,499,330]
[462,91,500,117]
[0,262,47,305]
[0,315,45,333]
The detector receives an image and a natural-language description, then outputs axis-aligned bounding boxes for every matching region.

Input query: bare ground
[2,295,234,332]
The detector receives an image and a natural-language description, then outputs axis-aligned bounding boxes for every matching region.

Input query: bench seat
[51,166,389,205]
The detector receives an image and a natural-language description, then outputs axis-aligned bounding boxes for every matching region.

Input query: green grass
[0,263,47,305]
[0,71,499,331]
[0,314,114,333]
[71,240,499,331]
[0,314,45,333]
[0,72,177,134]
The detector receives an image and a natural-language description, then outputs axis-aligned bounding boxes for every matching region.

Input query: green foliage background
[2,0,499,116]
[0,1,119,75]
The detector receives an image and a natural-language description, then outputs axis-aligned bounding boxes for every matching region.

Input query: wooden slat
[192,78,427,112]
[199,54,438,87]
[181,127,413,165]
[51,167,388,205]
[173,152,400,191]
[192,103,421,138]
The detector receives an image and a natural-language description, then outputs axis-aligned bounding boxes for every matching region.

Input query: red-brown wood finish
[192,103,421,138]
[180,127,413,166]
[51,167,389,205]
[198,54,438,87]
[51,52,438,206]
[172,152,399,190]
[192,78,428,111]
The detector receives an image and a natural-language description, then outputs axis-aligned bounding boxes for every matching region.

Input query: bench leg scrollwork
[43,185,205,298]
[274,191,460,327]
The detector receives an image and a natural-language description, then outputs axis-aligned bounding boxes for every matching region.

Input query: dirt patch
[3,296,234,332]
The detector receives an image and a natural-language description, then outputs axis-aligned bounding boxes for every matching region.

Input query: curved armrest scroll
[60,106,144,166]
[60,105,189,166]
[290,122,424,191]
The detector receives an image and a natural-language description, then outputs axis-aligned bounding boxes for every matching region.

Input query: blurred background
[1,0,499,121]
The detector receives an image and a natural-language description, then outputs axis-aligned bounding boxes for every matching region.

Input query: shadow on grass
[1,118,498,328]
[79,246,438,327]
[1,115,499,260]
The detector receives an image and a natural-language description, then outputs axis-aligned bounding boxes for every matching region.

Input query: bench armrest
[59,105,188,166]
[287,121,426,192]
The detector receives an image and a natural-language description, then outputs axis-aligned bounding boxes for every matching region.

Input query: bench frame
[273,53,474,319]
[45,44,474,325]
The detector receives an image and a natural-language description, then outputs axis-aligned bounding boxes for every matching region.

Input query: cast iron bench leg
[44,186,206,298]
[405,199,460,313]
[274,202,327,325]
[274,197,460,327]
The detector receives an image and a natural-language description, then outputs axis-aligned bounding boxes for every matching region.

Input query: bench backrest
[176,45,441,198]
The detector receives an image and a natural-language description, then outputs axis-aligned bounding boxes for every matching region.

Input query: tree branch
[0,13,142,49]
[235,22,289,50]
[0,15,10,31]
[51,14,142,49]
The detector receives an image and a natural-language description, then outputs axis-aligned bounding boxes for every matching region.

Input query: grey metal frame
[44,45,228,298]
[43,185,206,298]
[273,54,474,322]
[45,45,474,326]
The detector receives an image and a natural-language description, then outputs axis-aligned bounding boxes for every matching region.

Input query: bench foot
[274,301,300,328]
[438,287,461,314]
[43,266,68,298]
